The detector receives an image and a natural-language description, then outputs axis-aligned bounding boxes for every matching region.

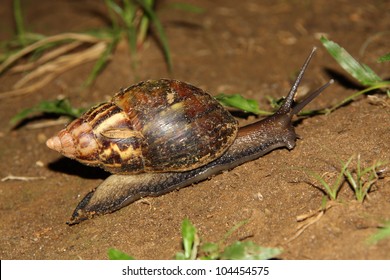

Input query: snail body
[46,48,332,224]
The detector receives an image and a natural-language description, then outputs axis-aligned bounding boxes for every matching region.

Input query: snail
[46,48,333,224]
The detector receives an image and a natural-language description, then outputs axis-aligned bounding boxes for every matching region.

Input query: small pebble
[37,133,47,144]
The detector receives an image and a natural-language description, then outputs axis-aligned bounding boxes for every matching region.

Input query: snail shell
[47,80,238,173]
[46,48,333,224]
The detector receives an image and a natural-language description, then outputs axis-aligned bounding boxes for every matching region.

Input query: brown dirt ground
[0,0,390,260]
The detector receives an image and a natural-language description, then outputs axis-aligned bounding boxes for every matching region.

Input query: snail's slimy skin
[46,48,333,224]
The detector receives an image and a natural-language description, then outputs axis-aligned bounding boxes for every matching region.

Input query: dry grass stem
[0,41,107,99]
[0,33,105,73]
[1,175,46,182]
[367,95,390,107]
[286,202,335,243]
[13,42,107,89]
[11,41,84,72]
[25,116,70,129]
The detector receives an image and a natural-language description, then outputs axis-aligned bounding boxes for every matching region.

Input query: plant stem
[122,0,138,70]
[330,81,390,112]
[136,0,172,71]
[137,0,154,48]
[13,0,26,46]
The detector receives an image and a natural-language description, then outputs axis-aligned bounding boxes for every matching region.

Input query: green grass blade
[320,36,382,86]
[136,0,172,71]
[341,157,359,197]
[0,32,44,64]
[215,94,271,115]
[367,221,390,245]
[222,220,248,243]
[343,168,357,190]
[338,156,353,185]
[137,0,154,47]
[104,0,121,36]
[13,0,27,46]
[221,241,282,260]
[105,0,124,17]
[305,169,336,200]
[104,0,139,70]
[84,33,118,86]
[343,167,364,202]
[107,248,135,260]
[329,81,390,112]
[122,0,138,55]
[180,218,196,259]
[200,242,219,259]
[378,53,390,63]
[10,99,84,125]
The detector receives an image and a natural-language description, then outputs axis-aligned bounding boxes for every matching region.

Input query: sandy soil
[0,0,389,259]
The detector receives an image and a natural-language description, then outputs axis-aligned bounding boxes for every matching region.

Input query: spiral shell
[46,79,238,174]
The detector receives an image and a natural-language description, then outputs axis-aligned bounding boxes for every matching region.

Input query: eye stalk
[277,47,333,117]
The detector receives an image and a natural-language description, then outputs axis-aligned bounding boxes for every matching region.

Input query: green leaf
[320,36,382,86]
[13,0,27,47]
[108,248,135,260]
[10,98,84,125]
[85,34,118,86]
[215,94,271,115]
[174,252,186,260]
[200,242,219,260]
[105,0,124,17]
[181,218,196,259]
[221,241,282,260]
[367,221,390,245]
[222,219,248,242]
[378,53,390,63]
[201,242,219,254]
[136,0,154,47]
[136,0,173,71]
[122,0,138,57]
[305,169,336,200]
[266,96,284,110]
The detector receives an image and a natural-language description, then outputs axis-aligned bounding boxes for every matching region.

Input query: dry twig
[286,202,336,243]
[1,175,46,182]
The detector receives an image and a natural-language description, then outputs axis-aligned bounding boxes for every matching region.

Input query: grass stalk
[13,0,27,46]
[305,156,353,200]
[136,0,172,71]
[343,155,387,202]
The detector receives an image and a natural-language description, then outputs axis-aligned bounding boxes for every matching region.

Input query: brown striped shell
[46,79,238,174]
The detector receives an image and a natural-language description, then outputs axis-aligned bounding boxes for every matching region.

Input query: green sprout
[10,98,85,125]
[107,218,282,260]
[108,248,135,260]
[304,156,353,201]
[100,0,172,76]
[174,218,282,260]
[215,93,271,115]
[342,154,387,203]
[367,221,390,245]
[305,154,387,203]
[174,218,199,260]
